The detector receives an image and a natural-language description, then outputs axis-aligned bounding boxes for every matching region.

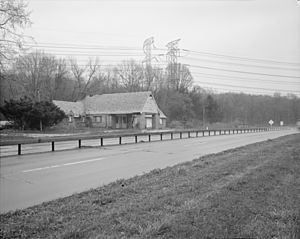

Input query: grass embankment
[1,134,300,238]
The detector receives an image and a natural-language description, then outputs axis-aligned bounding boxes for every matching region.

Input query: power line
[24,42,167,53]
[24,52,145,57]
[23,42,300,70]
[189,64,300,79]
[182,56,300,71]
[24,42,143,50]
[192,72,300,85]
[193,80,300,94]
[182,49,300,66]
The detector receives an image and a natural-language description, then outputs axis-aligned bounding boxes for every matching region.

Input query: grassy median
[1,134,300,238]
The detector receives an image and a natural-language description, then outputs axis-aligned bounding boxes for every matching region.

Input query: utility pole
[202,105,205,130]
[38,89,43,132]
[166,39,180,89]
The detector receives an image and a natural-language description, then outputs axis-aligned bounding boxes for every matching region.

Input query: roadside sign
[280,121,284,126]
[269,120,274,126]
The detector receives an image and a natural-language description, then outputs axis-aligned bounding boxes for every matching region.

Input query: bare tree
[0,0,32,68]
[143,64,155,90]
[178,64,193,92]
[69,58,100,100]
[12,51,58,102]
[166,63,193,91]
[52,58,70,100]
[116,59,144,92]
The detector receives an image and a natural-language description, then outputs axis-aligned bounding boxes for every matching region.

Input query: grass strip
[1,134,299,238]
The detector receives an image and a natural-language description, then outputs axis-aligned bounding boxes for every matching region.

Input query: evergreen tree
[0,98,66,130]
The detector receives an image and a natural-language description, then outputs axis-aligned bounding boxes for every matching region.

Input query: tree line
[1,51,299,128]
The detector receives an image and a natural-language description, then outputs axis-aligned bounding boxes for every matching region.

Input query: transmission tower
[143,37,156,66]
[166,39,181,88]
[142,37,158,89]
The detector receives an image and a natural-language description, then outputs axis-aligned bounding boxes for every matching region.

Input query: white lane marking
[183,141,206,147]
[22,158,104,173]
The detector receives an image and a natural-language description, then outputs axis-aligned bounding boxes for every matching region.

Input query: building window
[94,116,102,123]
[160,118,163,125]
[122,116,127,124]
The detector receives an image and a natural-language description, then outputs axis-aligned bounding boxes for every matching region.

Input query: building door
[146,115,153,129]
[116,115,127,129]
[122,115,127,129]
[116,116,122,129]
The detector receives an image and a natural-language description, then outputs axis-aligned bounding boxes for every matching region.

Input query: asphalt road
[0,129,297,213]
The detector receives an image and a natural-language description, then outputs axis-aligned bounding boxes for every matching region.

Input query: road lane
[0,129,298,213]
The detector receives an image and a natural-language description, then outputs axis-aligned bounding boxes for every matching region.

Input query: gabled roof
[53,100,84,117]
[83,91,159,115]
[53,91,167,118]
[158,108,167,119]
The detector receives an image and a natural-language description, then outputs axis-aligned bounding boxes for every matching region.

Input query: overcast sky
[25,0,300,96]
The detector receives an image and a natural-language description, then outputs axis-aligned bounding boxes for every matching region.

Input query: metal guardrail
[0,127,283,156]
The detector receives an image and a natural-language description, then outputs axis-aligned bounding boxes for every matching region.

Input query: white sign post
[269,120,274,126]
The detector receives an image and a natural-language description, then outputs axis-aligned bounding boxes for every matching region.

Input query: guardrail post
[18,144,21,155]
[7,126,272,157]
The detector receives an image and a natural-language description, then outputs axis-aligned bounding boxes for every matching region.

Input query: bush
[169,120,184,129]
